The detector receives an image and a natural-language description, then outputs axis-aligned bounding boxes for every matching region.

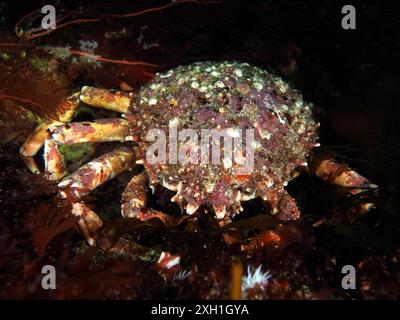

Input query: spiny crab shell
[127,61,319,219]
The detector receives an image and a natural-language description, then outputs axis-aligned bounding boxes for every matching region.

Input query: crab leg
[20,93,80,174]
[309,150,378,214]
[121,172,149,218]
[21,86,133,175]
[310,152,377,191]
[20,87,137,245]
[120,172,187,226]
[44,138,69,181]
[71,203,104,246]
[120,172,163,221]
[258,187,301,221]
[56,147,135,244]
[80,86,132,113]
[44,119,134,181]
[58,147,135,199]
[20,120,61,174]
[50,119,132,144]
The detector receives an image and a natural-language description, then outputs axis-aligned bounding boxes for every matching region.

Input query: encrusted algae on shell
[129,61,319,219]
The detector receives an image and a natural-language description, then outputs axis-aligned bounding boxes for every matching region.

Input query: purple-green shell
[129,61,319,217]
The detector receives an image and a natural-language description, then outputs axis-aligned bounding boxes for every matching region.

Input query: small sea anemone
[241,265,272,292]
[172,269,192,282]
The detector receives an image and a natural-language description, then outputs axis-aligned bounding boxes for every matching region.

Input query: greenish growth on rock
[28,56,49,72]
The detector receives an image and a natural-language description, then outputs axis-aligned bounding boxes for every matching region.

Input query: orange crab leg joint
[240,230,282,252]
[58,147,135,199]
[277,190,300,221]
[136,209,171,224]
[80,86,132,113]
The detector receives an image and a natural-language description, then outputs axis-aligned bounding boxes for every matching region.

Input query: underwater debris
[157,251,181,279]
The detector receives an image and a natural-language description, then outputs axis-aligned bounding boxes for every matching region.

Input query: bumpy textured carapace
[132,62,319,219]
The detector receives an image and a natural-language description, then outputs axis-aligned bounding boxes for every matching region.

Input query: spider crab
[20,61,377,245]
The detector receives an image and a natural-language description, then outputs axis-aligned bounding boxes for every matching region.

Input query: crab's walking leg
[58,147,135,198]
[309,151,378,214]
[50,119,132,144]
[21,87,133,175]
[79,86,132,113]
[121,172,149,218]
[44,138,69,181]
[20,93,80,174]
[20,87,137,244]
[258,187,301,221]
[120,172,162,221]
[121,172,185,227]
[44,119,133,181]
[71,203,104,246]
[56,147,135,244]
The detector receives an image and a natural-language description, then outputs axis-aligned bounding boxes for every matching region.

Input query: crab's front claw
[20,120,59,174]
[20,93,81,176]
